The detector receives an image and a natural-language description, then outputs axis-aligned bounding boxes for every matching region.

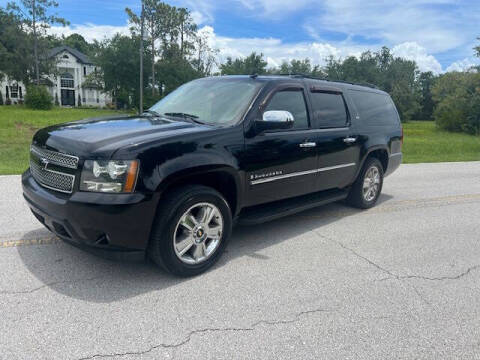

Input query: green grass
[0,107,479,174]
[0,106,128,175]
[402,121,480,163]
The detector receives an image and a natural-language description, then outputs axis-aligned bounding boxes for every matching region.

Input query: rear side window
[349,90,400,126]
[265,89,309,129]
[310,92,348,128]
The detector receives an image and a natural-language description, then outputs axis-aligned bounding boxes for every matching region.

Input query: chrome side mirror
[256,110,294,132]
[262,110,294,123]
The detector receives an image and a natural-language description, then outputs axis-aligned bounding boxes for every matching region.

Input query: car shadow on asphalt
[16,193,394,303]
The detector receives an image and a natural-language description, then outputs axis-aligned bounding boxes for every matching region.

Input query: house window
[5,86,9,98]
[84,67,87,76]
[60,73,74,88]
[10,84,18,98]
[63,54,69,59]
[19,86,23,99]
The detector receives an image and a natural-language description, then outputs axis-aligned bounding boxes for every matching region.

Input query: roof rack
[278,73,379,89]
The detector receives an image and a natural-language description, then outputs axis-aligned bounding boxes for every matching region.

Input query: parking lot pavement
[1,161,480,359]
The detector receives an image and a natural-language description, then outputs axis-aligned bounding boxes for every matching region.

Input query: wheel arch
[156,164,243,217]
[355,145,389,179]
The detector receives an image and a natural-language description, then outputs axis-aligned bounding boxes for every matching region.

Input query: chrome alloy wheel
[173,202,224,265]
[362,166,381,202]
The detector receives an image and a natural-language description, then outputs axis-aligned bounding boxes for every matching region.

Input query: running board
[237,189,349,226]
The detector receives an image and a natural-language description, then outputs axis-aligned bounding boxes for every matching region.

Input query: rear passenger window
[265,89,309,129]
[349,90,400,126]
[310,92,348,128]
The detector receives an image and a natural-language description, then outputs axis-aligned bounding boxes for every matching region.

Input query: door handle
[343,137,357,144]
[299,142,316,148]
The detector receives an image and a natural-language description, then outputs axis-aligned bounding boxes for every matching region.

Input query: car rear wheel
[148,185,232,277]
[346,157,384,209]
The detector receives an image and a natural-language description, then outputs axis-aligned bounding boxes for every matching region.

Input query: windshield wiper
[163,112,206,125]
[142,109,161,117]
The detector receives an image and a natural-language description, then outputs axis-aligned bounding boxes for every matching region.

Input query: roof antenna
[250,73,258,79]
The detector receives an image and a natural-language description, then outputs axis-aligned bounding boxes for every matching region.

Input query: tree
[176,8,197,58]
[0,8,33,84]
[7,0,68,84]
[416,72,436,120]
[191,30,218,76]
[127,1,178,96]
[220,52,268,75]
[475,37,480,58]
[63,33,92,55]
[432,72,480,135]
[94,34,152,109]
[274,58,324,76]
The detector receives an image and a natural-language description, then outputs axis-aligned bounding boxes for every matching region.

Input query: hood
[33,115,212,158]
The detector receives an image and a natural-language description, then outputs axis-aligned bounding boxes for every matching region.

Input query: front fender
[150,152,244,214]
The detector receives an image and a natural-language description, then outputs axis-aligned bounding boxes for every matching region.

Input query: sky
[8,0,479,73]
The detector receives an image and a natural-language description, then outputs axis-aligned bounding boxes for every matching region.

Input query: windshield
[150,78,263,125]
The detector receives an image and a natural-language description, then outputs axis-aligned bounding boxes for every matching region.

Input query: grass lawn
[0,106,128,175]
[402,121,480,163]
[0,107,479,174]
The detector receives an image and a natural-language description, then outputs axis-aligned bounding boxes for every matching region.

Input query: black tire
[148,185,232,277]
[346,157,384,209]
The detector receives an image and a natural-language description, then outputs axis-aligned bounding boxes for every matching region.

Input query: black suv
[22,75,403,276]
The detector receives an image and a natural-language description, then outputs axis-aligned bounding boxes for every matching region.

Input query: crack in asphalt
[0,276,102,295]
[313,230,480,283]
[76,308,332,360]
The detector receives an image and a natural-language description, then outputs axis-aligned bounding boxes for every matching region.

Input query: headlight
[80,160,139,193]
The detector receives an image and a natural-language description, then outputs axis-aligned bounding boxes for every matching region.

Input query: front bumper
[22,169,159,258]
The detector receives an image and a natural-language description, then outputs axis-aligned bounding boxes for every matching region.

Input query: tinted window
[310,92,347,128]
[265,90,309,129]
[349,90,400,126]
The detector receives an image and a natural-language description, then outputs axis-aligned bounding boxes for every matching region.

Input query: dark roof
[49,45,93,64]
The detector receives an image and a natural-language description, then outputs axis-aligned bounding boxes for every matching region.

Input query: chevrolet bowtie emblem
[40,157,49,170]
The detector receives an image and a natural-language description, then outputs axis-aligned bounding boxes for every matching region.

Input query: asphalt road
[1,162,480,359]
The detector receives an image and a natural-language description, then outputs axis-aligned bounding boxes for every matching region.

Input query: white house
[1,45,111,107]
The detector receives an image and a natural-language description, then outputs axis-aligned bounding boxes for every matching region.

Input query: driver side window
[265,89,309,129]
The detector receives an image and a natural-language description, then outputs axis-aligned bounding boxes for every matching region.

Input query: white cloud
[236,0,312,16]
[313,0,472,54]
[392,42,443,74]
[225,0,479,63]
[48,23,130,42]
[47,22,440,70]
[446,58,480,72]
[191,11,209,25]
[48,22,462,74]
[200,25,372,69]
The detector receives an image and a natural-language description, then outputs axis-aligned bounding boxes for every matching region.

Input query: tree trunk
[151,36,155,95]
[33,0,40,85]
[180,22,184,58]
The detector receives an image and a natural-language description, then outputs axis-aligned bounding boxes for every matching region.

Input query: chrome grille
[31,145,79,169]
[30,146,77,194]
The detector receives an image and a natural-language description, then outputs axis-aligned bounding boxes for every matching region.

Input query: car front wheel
[148,185,232,277]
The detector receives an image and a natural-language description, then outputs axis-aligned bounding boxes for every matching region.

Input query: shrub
[25,85,53,110]
[0,91,3,105]
[432,72,480,135]
[5,97,11,105]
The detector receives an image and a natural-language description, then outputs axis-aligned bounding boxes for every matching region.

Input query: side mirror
[255,110,294,132]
